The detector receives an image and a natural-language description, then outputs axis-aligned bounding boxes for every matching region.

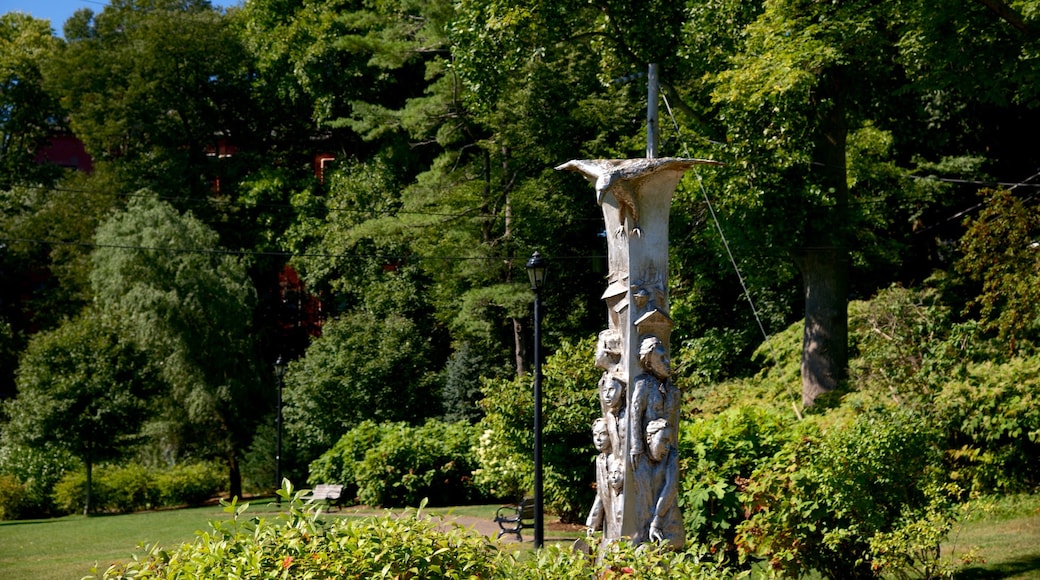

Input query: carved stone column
[558,157,718,549]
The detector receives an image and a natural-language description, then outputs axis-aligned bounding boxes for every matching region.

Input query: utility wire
[661,93,782,369]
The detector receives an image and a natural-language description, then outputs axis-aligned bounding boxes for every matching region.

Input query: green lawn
[944,494,1040,579]
[1,497,1038,579]
[0,504,234,580]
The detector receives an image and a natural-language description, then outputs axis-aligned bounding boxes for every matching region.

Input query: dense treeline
[2,1,1040,572]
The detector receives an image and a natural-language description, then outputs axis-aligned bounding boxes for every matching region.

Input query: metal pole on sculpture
[526,251,548,548]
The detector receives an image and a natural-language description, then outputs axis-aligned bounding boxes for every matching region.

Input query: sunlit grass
[944,494,1040,579]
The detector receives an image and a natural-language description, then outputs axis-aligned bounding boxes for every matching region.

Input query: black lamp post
[274,355,286,505]
[525,251,547,547]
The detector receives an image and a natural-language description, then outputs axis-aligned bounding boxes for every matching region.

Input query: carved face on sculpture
[599,374,624,412]
[595,329,622,370]
[645,418,673,462]
[592,418,610,453]
[639,336,670,380]
[608,461,624,494]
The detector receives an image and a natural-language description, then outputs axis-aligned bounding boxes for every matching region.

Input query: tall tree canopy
[91,193,259,497]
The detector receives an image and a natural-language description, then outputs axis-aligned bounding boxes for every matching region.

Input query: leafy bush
[53,462,224,515]
[153,461,224,506]
[935,356,1040,493]
[476,336,600,521]
[0,442,78,518]
[0,475,26,520]
[53,469,114,515]
[356,420,482,507]
[309,419,483,507]
[679,406,796,563]
[104,464,158,513]
[735,409,957,579]
[307,419,386,503]
[86,483,737,580]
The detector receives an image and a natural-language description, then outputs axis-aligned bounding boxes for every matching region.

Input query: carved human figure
[594,328,622,371]
[629,335,679,461]
[642,418,682,545]
[607,457,625,536]
[584,418,620,537]
[594,327,626,458]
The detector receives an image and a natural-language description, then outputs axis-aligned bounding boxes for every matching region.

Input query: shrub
[0,475,26,520]
[86,483,737,580]
[735,408,956,579]
[935,356,1040,493]
[307,419,386,503]
[678,406,796,563]
[53,469,114,515]
[0,442,78,518]
[153,461,224,506]
[53,462,223,514]
[353,420,482,507]
[104,464,158,513]
[311,419,483,507]
[476,336,600,522]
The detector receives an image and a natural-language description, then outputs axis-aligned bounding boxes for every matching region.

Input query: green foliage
[442,342,488,423]
[309,420,483,508]
[736,409,954,579]
[87,482,736,579]
[91,192,259,497]
[0,442,78,518]
[679,407,796,563]
[4,311,156,515]
[847,285,967,407]
[0,474,25,521]
[935,356,1040,493]
[475,336,599,521]
[52,462,225,516]
[957,189,1040,353]
[153,462,226,507]
[0,13,65,188]
[284,311,439,464]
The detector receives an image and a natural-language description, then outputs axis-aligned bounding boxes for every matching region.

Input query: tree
[957,188,1040,353]
[90,192,260,498]
[0,13,64,188]
[3,311,154,515]
[43,1,254,201]
[283,311,439,463]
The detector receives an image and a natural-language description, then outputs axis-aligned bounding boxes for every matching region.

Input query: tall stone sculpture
[558,157,719,549]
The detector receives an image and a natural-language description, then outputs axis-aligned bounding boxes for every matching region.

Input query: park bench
[303,484,344,511]
[494,497,535,541]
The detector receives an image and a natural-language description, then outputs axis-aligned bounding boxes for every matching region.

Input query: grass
[1,496,1037,579]
[943,494,1040,579]
[0,503,234,580]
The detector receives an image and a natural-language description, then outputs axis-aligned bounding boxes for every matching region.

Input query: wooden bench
[494,497,535,541]
[303,484,344,511]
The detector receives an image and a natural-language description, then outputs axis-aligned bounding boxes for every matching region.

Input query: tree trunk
[228,452,242,499]
[799,70,850,408]
[84,456,92,517]
[513,317,527,377]
[797,248,849,407]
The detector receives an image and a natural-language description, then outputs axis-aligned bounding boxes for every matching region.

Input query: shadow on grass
[956,553,1040,579]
